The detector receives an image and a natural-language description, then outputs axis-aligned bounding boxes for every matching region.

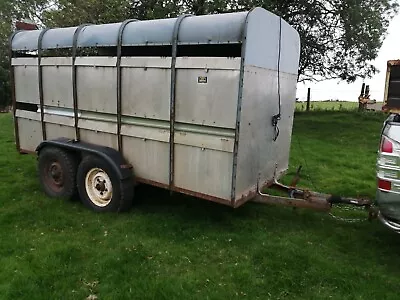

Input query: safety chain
[328,213,367,223]
[328,205,369,223]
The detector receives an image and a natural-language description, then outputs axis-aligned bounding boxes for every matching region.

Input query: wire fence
[296,87,383,103]
[295,81,385,112]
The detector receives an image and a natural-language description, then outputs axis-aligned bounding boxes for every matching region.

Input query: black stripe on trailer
[116,19,138,153]
[168,14,192,192]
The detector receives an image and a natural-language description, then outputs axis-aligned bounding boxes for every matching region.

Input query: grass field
[295,101,379,111]
[1,111,400,299]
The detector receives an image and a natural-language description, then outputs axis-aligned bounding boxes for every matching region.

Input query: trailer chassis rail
[253,167,377,221]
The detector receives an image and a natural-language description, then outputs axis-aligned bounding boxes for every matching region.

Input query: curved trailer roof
[11,7,300,75]
[12,11,248,51]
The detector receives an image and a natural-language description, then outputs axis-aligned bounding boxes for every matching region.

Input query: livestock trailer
[10,7,301,211]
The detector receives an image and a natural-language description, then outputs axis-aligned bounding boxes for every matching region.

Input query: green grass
[296,101,367,112]
[1,111,400,300]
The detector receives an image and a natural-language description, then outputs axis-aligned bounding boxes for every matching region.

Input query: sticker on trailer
[197,76,208,84]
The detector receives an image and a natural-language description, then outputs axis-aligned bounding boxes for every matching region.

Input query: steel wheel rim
[44,161,64,192]
[85,168,113,207]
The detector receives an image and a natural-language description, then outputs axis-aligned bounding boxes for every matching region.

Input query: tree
[187,0,398,82]
[0,0,398,107]
[0,0,52,107]
[265,0,399,82]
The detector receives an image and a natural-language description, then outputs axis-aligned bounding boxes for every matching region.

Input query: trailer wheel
[38,147,78,199]
[77,155,133,212]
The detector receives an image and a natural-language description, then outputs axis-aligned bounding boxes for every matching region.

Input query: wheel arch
[36,138,133,181]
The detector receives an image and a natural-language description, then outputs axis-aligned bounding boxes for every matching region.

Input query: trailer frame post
[116,19,138,153]
[9,31,20,152]
[38,28,50,141]
[169,14,192,192]
[230,9,252,205]
[72,24,90,142]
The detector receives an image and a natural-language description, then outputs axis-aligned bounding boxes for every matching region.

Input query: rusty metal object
[16,20,38,31]
[387,60,400,66]
[358,83,375,111]
[44,161,65,193]
[135,177,168,189]
[368,206,379,221]
[19,149,36,155]
[252,194,331,211]
[136,176,232,206]
[232,179,273,208]
[120,164,133,169]
[137,176,272,208]
[383,60,400,113]
[254,178,374,216]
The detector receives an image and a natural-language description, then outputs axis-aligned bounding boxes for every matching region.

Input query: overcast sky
[296,9,400,102]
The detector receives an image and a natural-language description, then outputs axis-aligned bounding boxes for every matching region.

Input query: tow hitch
[254,167,378,221]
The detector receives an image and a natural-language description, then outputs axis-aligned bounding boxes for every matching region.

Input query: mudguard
[36,137,133,180]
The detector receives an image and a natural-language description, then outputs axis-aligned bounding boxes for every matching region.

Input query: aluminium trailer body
[10,8,300,211]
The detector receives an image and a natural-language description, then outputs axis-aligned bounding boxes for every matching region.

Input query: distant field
[295,101,382,111]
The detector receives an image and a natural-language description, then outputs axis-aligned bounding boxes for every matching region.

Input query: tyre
[77,155,134,212]
[38,147,78,198]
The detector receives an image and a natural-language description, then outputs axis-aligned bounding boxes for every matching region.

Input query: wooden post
[365,85,370,97]
[306,88,311,111]
[359,83,366,111]
[360,83,366,97]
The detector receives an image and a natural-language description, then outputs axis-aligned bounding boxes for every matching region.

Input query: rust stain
[233,180,273,208]
[19,148,36,155]
[135,177,168,189]
[135,177,232,206]
[252,194,331,212]
[120,164,133,169]
[387,60,400,66]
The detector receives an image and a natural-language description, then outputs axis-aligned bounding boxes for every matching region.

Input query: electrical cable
[293,133,318,191]
[272,17,282,141]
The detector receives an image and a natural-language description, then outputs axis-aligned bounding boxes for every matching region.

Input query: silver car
[377,114,400,232]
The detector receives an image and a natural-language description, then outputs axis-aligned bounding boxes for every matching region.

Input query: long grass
[1,111,400,300]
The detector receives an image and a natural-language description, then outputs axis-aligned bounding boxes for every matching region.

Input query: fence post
[360,83,366,97]
[358,83,366,111]
[306,88,311,112]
